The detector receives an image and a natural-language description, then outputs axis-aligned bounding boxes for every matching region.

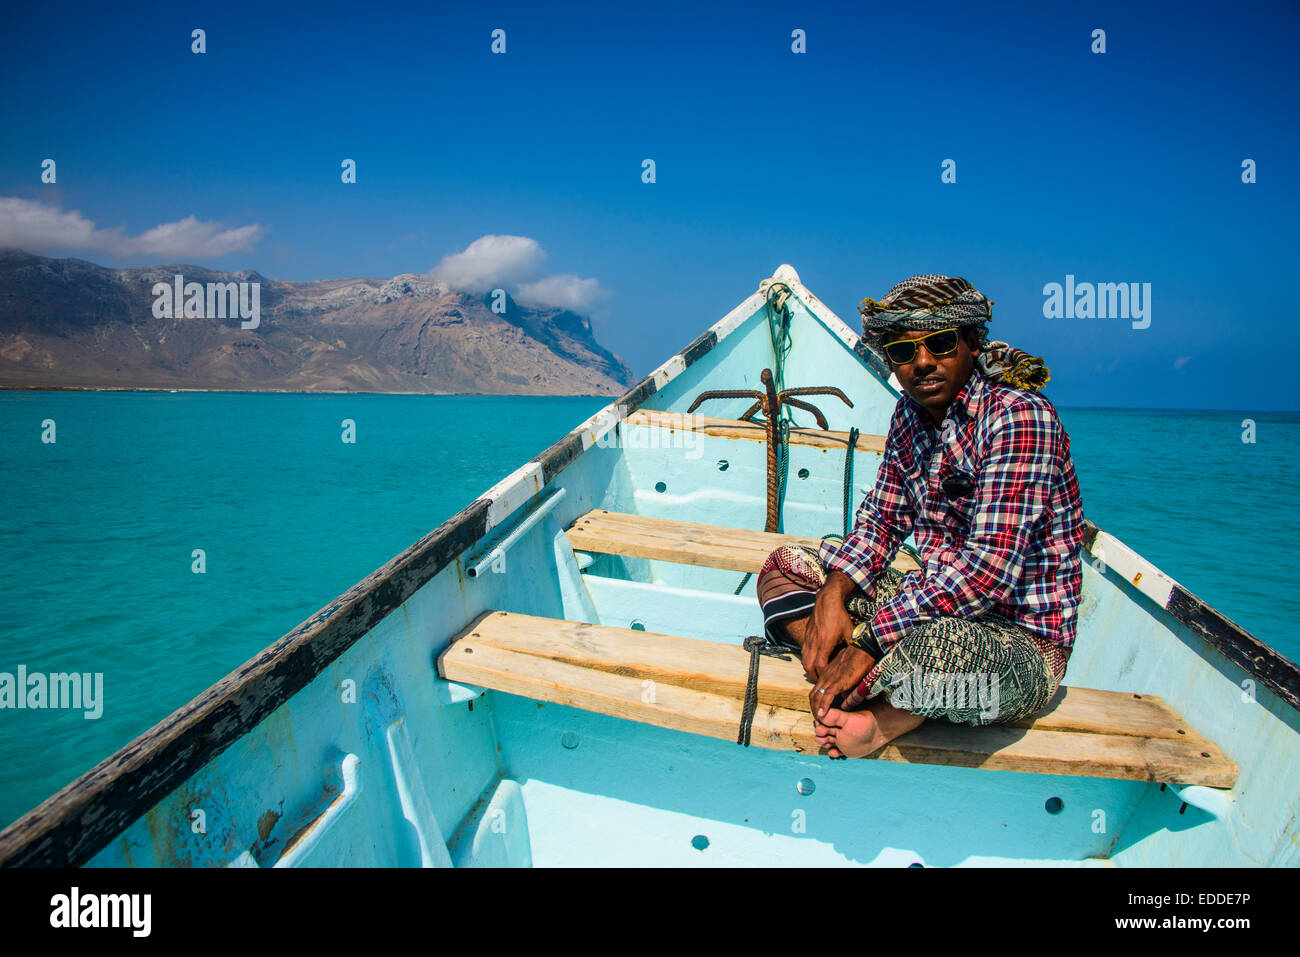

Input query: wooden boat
[2,265,1296,867]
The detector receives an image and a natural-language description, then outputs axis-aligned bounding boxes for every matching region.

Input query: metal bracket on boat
[1167,783,1234,821]
[437,679,485,706]
[466,488,568,578]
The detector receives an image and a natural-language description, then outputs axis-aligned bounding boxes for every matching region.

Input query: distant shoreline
[0,384,620,398]
[0,385,1293,414]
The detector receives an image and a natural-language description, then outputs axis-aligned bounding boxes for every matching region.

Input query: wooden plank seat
[438,611,1238,788]
[566,509,923,574]
[624,409,888,454]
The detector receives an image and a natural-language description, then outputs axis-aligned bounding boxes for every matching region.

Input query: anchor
[688,368,852,532]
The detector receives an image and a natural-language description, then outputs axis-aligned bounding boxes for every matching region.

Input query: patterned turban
[858,274,1050,392]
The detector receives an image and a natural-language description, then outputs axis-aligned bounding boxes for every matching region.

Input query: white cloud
[431,234,608,315]
[0,197,264,259]
[517,274,608,314]
[0,198,97,249]
[127,215,263,258]
[1173,355,1192,370]
[429,234,545,292]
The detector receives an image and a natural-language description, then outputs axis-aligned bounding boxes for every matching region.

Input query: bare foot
[814,699,925,758]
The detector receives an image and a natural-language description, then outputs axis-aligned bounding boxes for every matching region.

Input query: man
[755,274,1084,758]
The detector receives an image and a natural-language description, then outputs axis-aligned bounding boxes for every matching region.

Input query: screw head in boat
[796,777,816,796]
[1044,797,1064,814]
[717,459,729,471]
[654,481,667,492]
[630,620,646,631]
[561,731,579,750]
[691,835,709,851]
[797,468,810,480]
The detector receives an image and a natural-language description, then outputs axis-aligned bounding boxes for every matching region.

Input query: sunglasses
[882,328,960,365]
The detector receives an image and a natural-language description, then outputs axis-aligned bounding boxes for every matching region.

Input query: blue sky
[2,0,1297,409]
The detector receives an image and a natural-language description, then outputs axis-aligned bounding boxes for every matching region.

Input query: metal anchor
[688,368,852,532]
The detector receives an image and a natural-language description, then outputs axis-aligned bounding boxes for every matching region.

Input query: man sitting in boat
[756,274,1085,758]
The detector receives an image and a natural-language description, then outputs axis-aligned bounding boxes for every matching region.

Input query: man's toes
[819,707,849,729]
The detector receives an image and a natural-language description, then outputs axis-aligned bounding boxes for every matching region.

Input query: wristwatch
[851,620,884,659]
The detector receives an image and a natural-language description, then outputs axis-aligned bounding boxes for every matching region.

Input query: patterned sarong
[757,544,1065,726]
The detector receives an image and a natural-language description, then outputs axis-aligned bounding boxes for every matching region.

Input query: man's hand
[801,571,859,682]
[809,644,876,719]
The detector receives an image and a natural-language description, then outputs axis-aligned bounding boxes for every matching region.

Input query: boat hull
[3,266,1296,868]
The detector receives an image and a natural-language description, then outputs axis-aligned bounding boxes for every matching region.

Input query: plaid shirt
[820,371,1085,656]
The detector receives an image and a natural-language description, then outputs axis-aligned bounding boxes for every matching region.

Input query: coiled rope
[737,634,792,746]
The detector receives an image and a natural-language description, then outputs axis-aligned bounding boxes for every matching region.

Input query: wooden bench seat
[566,510,922,574]
[624,409,888,453]
[438,611,1238,788]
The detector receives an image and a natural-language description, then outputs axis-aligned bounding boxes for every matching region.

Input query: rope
[735,421,789,594]
[775,419,790,533]
[843,427,860,537]
[736,281,796,595]
[737,635,791,746]
[764,283,794,534]
[763,282,794,405]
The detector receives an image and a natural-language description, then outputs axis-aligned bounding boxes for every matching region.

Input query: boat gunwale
[0,275,764,867]
[1,267,1296,867]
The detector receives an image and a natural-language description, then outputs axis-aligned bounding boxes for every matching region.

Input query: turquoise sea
[0,392,1296,829]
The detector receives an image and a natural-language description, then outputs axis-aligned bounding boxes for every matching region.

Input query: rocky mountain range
[0,250,638,394]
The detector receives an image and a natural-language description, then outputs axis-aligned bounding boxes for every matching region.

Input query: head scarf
[858,274,1049,392]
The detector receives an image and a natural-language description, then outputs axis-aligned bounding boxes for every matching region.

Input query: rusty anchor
[688,368,852,532]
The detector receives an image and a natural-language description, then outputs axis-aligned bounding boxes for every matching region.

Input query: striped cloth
[858,274,994,340]
[757,545,1059,724]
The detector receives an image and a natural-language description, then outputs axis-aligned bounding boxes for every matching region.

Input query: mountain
[0,250,638,394]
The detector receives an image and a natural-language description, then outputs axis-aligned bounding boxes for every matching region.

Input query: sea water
[0,392,1295,829]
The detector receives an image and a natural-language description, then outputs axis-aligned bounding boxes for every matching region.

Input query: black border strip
[678,329,719,368]
[853,337,894,383]
[1166,586,1300,710]
[1082,520,1300,711]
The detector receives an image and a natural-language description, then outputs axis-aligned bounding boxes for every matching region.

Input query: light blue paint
[272,751,362,869]
[447,777,532,868]
[70,280,1300,867]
